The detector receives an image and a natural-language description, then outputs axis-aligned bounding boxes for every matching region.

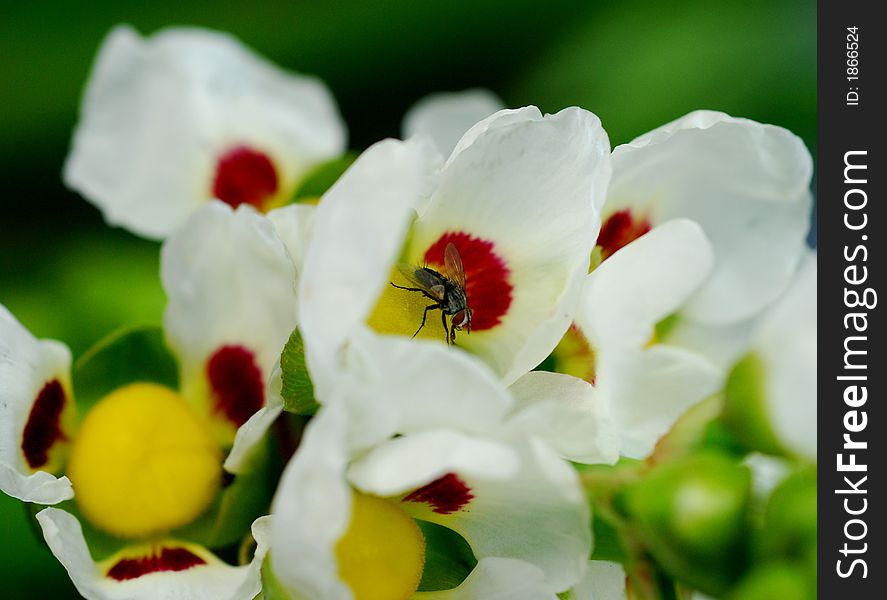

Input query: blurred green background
[0,0,814,597]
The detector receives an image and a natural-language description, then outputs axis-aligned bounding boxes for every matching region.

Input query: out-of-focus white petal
[270,403,353,600]
[161,202,298,429]
[36,508,270,600]
[266,203,316,273]
[411,107,611,382]
[64,25,345,239]
[609,110,812,325]
[753,252,816,460]
[571,561,627,600]
[223,365,284,474]
[579,219,714,352]
[743,453,792,499]
[0,305,74,504]
[298,137,441,391]
[416,557,557,600]
[403,89,505,157]
[664,316,759,373]
[507,371,619,465]
[349,432,590,593]
[597,347,722,459]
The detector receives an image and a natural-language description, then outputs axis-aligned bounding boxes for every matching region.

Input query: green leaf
[72,324,179,417]
[279,328,318,415]
[416,520,477,592]
[290,153,358,203]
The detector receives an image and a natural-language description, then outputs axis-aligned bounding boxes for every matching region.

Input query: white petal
[416,557,557,600]
[610,110,813,324]
[403,89,504,157]
[753,251,816,460]
[270,403,353,600]
[266,203,317,273]
[663,316,760,372]
[597,346,722,459]
[162,201,298,411]
[507,371,619,465]
[298,137,441,391]
[578,219,714,352]
[0,305,74,504]
[64,25,345,239]
[224,364,284,474]
[36,508,270,600]
[411,107,611,382]
[338,328,513,447]
[349,433,590,592]
[571,561,627,600]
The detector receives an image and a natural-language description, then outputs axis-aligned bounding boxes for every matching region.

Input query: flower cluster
[1,25,816,600]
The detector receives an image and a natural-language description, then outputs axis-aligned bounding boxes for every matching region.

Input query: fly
[390,242,473,345]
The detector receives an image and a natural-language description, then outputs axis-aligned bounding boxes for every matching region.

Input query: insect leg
[413,304,439,339]
[441,311,451,346]
[390,282,439,303]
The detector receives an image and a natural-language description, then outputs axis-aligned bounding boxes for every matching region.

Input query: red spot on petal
[598,209,651,260]
[207,345,265,427]
[403,473,474,515]
[22,380,67,469]
[106,547,206,581]
[212,145,279,210]
[424,232,512,331]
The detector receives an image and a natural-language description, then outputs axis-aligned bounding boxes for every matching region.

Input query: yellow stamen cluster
[335,492,426,600]
[66,382,222,539]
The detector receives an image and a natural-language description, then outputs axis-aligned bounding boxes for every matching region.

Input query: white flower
[0,304,75,504]
[574,219,722,458]
[0,201,307,598]
[268,337,598,599]
[402,89,504,157]
[602,111,813,326]
[37,510,270,600]
[64,25,346,239]
[300,105,611,389]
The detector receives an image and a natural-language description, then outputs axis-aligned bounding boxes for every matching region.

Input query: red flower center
[598,209,651,260]
[106,547,206,581]
[206,345,265,427]
[212,145,279,210]
[403,472,474,515]
[21,379,66,469]
[423,232,512,331]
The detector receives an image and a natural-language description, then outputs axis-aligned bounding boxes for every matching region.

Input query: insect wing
[396,264,447,301]
[444,243,467,288]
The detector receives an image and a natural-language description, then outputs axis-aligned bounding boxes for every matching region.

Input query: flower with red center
[266,347,598,600]
[575,220,723,459]
[298,105,611,393]
[542,112,814,459]
[601,110,812,325]
[63,24,346,240]
[0,201,308,599]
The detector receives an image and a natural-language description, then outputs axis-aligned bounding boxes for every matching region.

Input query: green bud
[620,452,751,595]
[722,353,786,457]
[758,466,817,564]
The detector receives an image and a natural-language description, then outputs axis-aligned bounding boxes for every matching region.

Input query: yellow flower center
[367,267,448,342]
[66,382,222,539]
[335,492,426,600]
